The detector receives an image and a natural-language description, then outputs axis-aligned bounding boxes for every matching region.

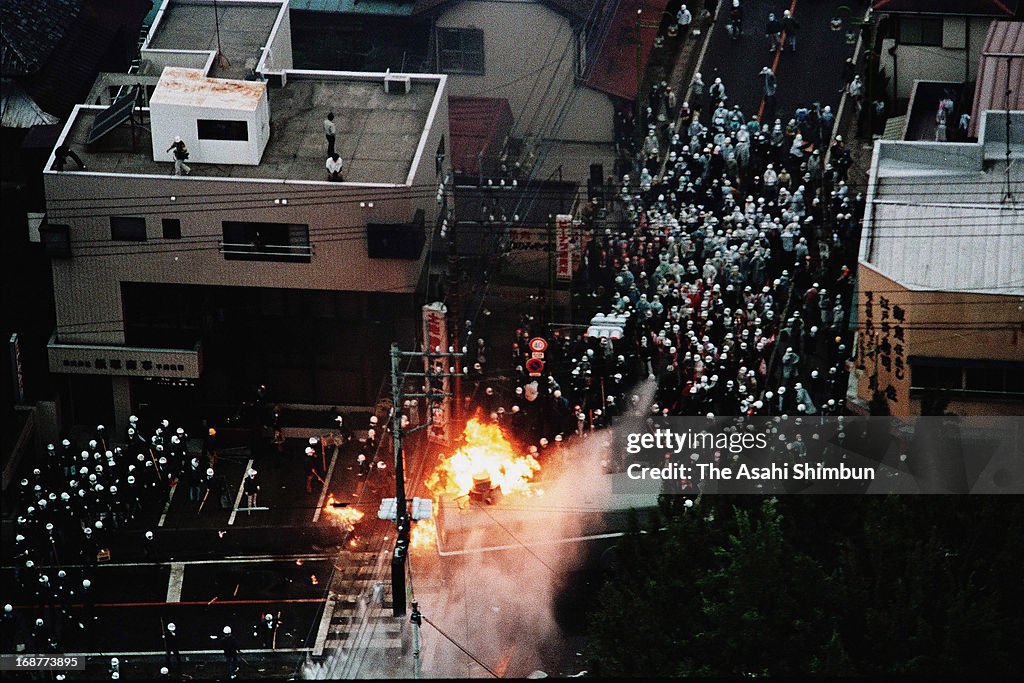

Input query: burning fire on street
[410,519,437,550]
[324,495,364,531]
[425,418,540,500]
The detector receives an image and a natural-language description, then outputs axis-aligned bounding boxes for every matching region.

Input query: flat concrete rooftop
[58,77,438,184]
[147,1,281,80]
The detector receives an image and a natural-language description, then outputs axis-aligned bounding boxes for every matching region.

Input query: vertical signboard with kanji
[555,214,572,281]
[861,290,909,409]
[421,303,449,445]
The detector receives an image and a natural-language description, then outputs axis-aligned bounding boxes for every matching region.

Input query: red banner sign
[421,302,449,444]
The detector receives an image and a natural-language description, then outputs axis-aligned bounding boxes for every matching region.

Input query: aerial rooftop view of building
[5,2,1024,681]
[41,0,451,420]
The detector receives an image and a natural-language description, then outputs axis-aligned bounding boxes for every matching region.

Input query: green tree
[587,499,834,676]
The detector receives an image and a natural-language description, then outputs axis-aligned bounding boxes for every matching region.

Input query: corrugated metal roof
[585,0,669,101]
[970,21,1024,138]
[864,184,1024,296]
[449,95,513,175]
[0,78,58,127]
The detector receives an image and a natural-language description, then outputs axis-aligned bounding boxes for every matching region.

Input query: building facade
[871,0,1021,104]
[41,0,450,432]
[853,110,1024,416]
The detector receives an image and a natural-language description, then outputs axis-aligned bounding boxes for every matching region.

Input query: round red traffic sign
[525,358,545,374]
[528,337,548,353]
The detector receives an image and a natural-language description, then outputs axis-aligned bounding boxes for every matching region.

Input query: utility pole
[388,343,461,616]
[447,223,462,426]
[411,601,422,679]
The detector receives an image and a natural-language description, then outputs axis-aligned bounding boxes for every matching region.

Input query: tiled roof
[970,21,1024,137]
[0,0,81,76]
[18,0,151,120]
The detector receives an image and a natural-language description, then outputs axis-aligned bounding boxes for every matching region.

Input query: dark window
[162,218,182,239]
[898,17,943,46]
[965,367,1004,392]
[222,221,311,263]
[40,224,71,258]
[910,364,961,390]
[197,119,249,141]
[438,28,484,75]
[1007,368,1024,393]
[110,216,146,241]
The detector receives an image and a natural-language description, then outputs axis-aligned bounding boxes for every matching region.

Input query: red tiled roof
[970,21,1024,137]
[584,0,669,101]
[448,96,514,176]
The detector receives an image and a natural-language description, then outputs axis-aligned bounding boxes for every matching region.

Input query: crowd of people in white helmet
[3,415,224,658]
[468,66,863,473]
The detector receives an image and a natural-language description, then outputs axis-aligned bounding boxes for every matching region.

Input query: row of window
[911,362,1024,397]
[111,216,180,240]
[109,217,311,262]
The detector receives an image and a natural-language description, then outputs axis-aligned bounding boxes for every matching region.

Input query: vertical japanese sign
[421,303,449,445]
[861,291,907,406]
[555,214,572,281]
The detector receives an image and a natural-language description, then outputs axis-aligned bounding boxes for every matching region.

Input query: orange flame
[324,495,365,531]
[410,519,437,550]
[425,418,540,498]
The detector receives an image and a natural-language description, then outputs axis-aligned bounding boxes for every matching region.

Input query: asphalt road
[1,433,396,679]
[696,0,864,123]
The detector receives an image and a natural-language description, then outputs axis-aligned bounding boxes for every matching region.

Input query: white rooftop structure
[149,67,270,165]
[860,110,1024,296]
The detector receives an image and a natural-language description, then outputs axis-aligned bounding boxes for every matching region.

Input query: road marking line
[166,562,185,602]
[757,0,798,122]
[312,596,336,657]
[56,648,312,657]
[9,597,327,609]
[436,529,643,556]
[0,553,335,570]
[312,445,340,523]
[158,481,178,527]
[228,457,254,526]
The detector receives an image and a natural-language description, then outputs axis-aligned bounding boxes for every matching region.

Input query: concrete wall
[435,0,615,146]
[880,17,992,101]
[142,49,216,74]
[260,1,294,75]
[853,264,1023,417]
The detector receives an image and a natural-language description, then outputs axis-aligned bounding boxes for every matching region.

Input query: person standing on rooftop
[324,112,337,157]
